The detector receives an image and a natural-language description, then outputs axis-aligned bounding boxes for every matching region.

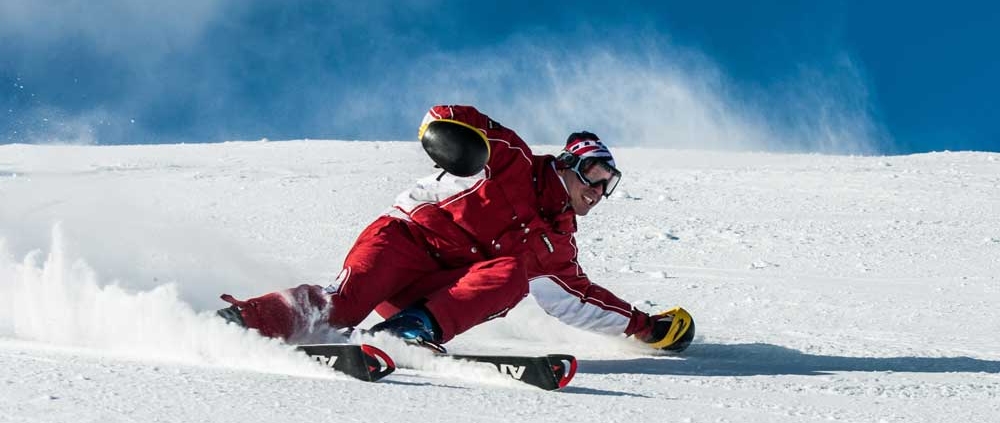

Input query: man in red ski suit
[218,105,694,352]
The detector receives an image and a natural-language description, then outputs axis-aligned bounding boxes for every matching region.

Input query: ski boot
[216,304,247,328]
[370,306,447,353]
[216,294,249,328]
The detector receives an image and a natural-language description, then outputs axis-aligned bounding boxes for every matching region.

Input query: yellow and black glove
[635,307,695,352]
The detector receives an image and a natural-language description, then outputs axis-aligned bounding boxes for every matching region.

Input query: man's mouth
[583,195,596,206]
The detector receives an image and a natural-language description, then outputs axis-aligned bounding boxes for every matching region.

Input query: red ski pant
[232,216,529,343]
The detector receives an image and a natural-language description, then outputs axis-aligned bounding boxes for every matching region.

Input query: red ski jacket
[387,105,649,337]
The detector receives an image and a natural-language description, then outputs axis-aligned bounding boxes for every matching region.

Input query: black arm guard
[419,119,490,177]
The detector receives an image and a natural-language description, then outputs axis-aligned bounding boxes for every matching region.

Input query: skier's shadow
[579,343,1000,377]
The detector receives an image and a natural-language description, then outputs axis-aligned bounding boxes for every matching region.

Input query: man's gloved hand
[633,307,695,352]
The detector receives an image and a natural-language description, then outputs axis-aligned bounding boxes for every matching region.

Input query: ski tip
[360,344,396,381]
[298,343,396,382]
[548,354,577,390]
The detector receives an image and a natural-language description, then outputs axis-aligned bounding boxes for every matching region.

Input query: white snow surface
[1,140,999,422]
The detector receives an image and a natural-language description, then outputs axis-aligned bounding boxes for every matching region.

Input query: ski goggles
[569,156,622,198]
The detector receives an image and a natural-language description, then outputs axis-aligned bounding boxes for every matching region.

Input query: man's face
[561,160,616,216]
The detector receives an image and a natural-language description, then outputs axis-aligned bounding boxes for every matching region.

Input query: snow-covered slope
[1,141,998,422]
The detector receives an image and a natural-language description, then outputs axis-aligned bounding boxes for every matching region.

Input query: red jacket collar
[533,155,577,233]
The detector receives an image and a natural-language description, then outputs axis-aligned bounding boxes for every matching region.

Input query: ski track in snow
[1,141,999,422]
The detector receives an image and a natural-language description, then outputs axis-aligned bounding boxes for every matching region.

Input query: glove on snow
[635,307,695,352]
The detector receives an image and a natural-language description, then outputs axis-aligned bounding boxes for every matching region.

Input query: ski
[442,353,577,391]
[296,343,396,382]
[297,342,577,390]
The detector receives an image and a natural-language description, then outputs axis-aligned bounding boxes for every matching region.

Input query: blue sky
[1,1,997,154]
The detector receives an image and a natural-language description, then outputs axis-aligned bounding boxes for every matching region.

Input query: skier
[217,105,694,353]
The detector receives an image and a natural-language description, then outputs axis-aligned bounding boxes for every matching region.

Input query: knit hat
[563,131,616,168]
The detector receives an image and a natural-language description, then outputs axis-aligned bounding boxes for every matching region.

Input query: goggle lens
[573,158,621,197]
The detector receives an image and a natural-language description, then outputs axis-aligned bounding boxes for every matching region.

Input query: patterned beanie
[563,131,616,168]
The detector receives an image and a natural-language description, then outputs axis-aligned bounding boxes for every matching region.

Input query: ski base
[297,343,395,382]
